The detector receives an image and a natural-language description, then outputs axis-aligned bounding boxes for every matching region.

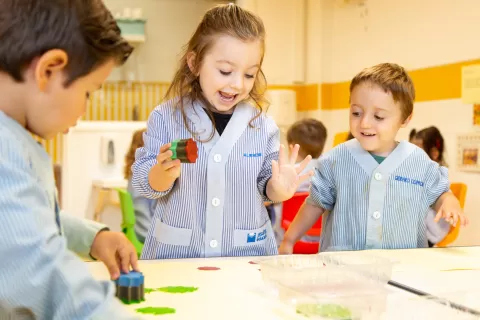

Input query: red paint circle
[197,266,220,271]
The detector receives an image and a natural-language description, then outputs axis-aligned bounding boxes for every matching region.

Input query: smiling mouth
[361,132,376,137]
[219,91,238,102]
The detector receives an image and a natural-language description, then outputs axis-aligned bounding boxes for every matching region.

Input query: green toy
[115,188,144,258]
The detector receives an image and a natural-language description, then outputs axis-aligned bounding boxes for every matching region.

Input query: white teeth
[219,91,236,101]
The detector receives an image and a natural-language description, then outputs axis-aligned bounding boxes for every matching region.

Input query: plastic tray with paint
[280,289,480,320]
[257,253,395,319]
[258,253,395,291]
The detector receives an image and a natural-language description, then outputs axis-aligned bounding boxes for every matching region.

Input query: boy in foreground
[0,0,144,318]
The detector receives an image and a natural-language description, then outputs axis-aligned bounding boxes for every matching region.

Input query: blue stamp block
[115,271,144,287]
[115,271,145,304]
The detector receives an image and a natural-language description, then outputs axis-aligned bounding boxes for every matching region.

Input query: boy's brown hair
[287,118,327,159]
[349,63,415,121]
[0,0,133,85]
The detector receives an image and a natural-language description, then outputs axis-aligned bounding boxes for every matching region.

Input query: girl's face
[192,35,263,114]
[410,137,440,162]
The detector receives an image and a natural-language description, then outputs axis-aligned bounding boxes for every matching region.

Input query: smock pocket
[154,219,192,246]
[234,220,272,247]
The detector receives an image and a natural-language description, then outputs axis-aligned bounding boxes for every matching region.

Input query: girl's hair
[409,126,446,165]
[124,128,146,179]
[163,4,268,141]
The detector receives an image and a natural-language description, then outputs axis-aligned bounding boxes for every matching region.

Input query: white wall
[104,0,227,82]
[311,0,480,246]
[62,121,147,231]
[239,0,308,85]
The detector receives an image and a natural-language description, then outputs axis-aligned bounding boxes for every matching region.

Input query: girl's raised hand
[269,144,313,201]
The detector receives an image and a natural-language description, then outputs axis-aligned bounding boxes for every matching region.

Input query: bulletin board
[461,65,480,104]
[456,133,480,172]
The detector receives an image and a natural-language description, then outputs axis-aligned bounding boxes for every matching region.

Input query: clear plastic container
[259,254,395,291]
[257,254,396,319]
[263,283,480,319]
[257,254,480,319]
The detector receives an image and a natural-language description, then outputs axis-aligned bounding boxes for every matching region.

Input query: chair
[333,131,350,147]
[281,192,322,254]
[115,188,144,257]
[436,183,467,247]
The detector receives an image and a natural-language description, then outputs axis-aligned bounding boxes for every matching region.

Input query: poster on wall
[457,133,480,172]
[457,65,480,172]
[461,65,480,104]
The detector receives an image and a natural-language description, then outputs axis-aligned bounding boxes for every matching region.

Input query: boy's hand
[268,144,313,201]
[156,143,181,179]
[434,194,469,227]
[278,240,294,255]
[90,231,140,280]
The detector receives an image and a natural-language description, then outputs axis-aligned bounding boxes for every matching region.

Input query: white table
[87,248,480,319]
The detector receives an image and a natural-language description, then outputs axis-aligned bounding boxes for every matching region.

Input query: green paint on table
[120,298,145,305]
[158,286,198,293]
[144,288,156,294]
[136,307,176,315]
[296,303,352,319]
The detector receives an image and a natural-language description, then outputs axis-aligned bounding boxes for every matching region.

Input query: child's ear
[186,52,199,76]
[401,113,413,127]
[34,49,68,91]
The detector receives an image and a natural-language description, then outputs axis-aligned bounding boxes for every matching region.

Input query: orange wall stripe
[321,59,480,110]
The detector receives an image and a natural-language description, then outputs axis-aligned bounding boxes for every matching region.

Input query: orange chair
[333,131,350,147]
[436,183,467,247]
[281,192,322,254]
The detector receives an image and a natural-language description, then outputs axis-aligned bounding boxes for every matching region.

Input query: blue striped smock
[132,99,280,259]
[307,138,450,252]
[0,111,140,319]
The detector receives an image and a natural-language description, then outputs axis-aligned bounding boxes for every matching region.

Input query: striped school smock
[132,99,280,259]
[0,111,140,319]
[307,138,450,252]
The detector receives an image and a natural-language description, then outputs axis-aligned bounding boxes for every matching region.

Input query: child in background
[286,119,328,192]
[0,0,141,318]
[125,128,157,243]
[132,4,312,260]
[271,118,327,245]
[124,129,156,243]
[410,126,447,166]
[280,63,468,254]
[410,126,450,247]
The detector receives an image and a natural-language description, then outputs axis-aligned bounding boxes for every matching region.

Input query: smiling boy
[280,63,468,254]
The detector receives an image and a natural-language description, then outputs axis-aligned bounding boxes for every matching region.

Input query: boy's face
[349,82,411,156]
[26,50,115,139]
[190,35,262,114]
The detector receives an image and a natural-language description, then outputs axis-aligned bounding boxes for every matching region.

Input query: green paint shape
[158,286,198,293]
[144,288,156,294]
[136,307,176,315]
[121,298,145,305]
[296,303,352,320]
